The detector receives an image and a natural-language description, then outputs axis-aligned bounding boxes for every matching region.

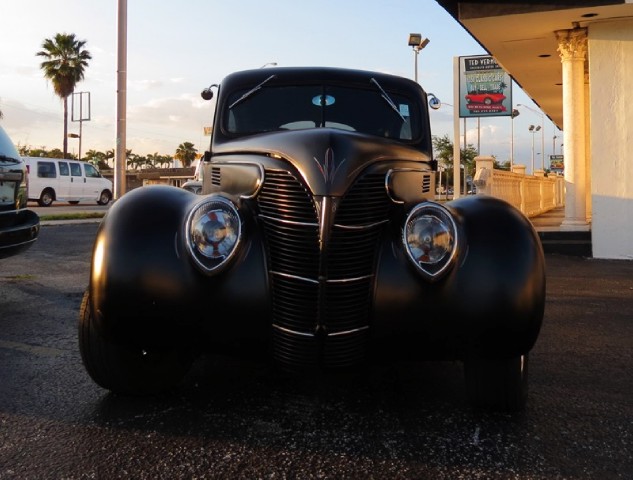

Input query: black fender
[88,185,271,348]
[372,195,545,359]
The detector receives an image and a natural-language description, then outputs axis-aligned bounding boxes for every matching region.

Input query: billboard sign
[459,55,512,118]
[549,154,564,173]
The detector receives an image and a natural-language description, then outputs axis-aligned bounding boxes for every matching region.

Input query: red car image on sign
[465,93,506,105]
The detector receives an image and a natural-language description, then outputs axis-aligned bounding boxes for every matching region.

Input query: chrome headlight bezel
[402,201,459,281]
[184,195,242,275]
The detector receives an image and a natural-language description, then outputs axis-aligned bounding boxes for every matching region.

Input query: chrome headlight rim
[402,201,459,281]
[184,195,242,275]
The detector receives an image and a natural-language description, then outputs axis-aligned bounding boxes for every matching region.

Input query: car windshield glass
[0,127,22,163]
[224,83,419,141]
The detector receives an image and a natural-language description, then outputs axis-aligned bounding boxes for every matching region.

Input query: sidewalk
[530,207,593,257]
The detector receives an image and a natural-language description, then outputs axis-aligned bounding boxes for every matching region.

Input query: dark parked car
[79,67,545,411]
[0,125,39,259]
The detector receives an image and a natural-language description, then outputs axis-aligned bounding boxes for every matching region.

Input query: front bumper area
[0,209,40,259]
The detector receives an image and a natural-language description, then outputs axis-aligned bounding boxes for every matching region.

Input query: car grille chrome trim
[272,323,315,337]
[259,214,319,228]
[269,269,373,284]
[327,325,370,336]
[332,219,389,230]
[272,323,370,337]
[257,168,392,369]
[269,270,319,284]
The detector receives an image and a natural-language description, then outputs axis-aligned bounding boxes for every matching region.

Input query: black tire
[78,290,194,395]
[464,354,529,412]
[38,189,54,207]
[97,190,112,205]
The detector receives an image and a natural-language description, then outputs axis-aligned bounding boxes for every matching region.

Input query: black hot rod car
[79,67,545,411]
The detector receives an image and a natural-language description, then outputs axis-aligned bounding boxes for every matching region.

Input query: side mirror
[427,93,441,110]
[201,84,219,101]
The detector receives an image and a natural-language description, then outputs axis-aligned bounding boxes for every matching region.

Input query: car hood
[211,128,432,196]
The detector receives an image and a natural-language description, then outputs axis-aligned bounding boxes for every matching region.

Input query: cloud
[132,79,165,91]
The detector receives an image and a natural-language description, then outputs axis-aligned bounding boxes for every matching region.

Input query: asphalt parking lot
[0,222,631,479]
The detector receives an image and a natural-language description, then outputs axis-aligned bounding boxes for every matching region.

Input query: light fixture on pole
[517,103,545,170]
[408,33,430,83]
[528,124,541,174]
[510,108,520,169]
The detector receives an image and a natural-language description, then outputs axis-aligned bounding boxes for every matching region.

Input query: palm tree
[36,33,91,159]
[175,142,197,168]
[157,154,173,168]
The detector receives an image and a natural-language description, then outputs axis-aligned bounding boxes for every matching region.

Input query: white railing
[473,156,564,218]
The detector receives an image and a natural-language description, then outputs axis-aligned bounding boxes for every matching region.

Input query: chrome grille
[258,168,392,369]
[211,166,221,186]
[258,170,317,223]
[334,173,391,226]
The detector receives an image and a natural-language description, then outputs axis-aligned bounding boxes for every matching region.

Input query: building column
[584,71,592,222]
[555,27,589,228]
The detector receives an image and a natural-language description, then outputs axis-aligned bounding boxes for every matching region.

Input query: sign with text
[459,55,512,118]
[549,154,564,173]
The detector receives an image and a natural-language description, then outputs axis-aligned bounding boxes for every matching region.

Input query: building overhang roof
[435,1,633,129]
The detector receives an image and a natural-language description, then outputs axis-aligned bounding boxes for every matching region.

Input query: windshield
[223,83,420,141]
[0,126,22,163]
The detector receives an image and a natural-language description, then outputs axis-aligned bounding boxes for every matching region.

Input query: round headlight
[403,202,458,280]
[185,196,242,274]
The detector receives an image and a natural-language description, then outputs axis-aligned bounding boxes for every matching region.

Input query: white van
[23,157,113,207]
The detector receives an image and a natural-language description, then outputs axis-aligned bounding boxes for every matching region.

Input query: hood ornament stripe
[313,147,346,186]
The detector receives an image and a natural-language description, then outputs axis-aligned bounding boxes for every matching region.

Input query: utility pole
[115,0,127,199]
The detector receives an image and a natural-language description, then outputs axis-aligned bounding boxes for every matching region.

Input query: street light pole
[408,33,430,83]
[529,125,535,174]
[414,50,418,83]
[528,124,541,174]
[517,103,545,170]
[510,108,520,169]
[115,0,127,199]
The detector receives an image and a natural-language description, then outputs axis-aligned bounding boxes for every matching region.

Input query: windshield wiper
[0,154,21,164]
[370,77,405,122]
[229,75,276,110]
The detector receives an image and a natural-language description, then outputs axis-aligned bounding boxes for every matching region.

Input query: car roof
[218,66,425,96]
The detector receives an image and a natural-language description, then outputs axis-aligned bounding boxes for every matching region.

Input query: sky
[0,0,560,172]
